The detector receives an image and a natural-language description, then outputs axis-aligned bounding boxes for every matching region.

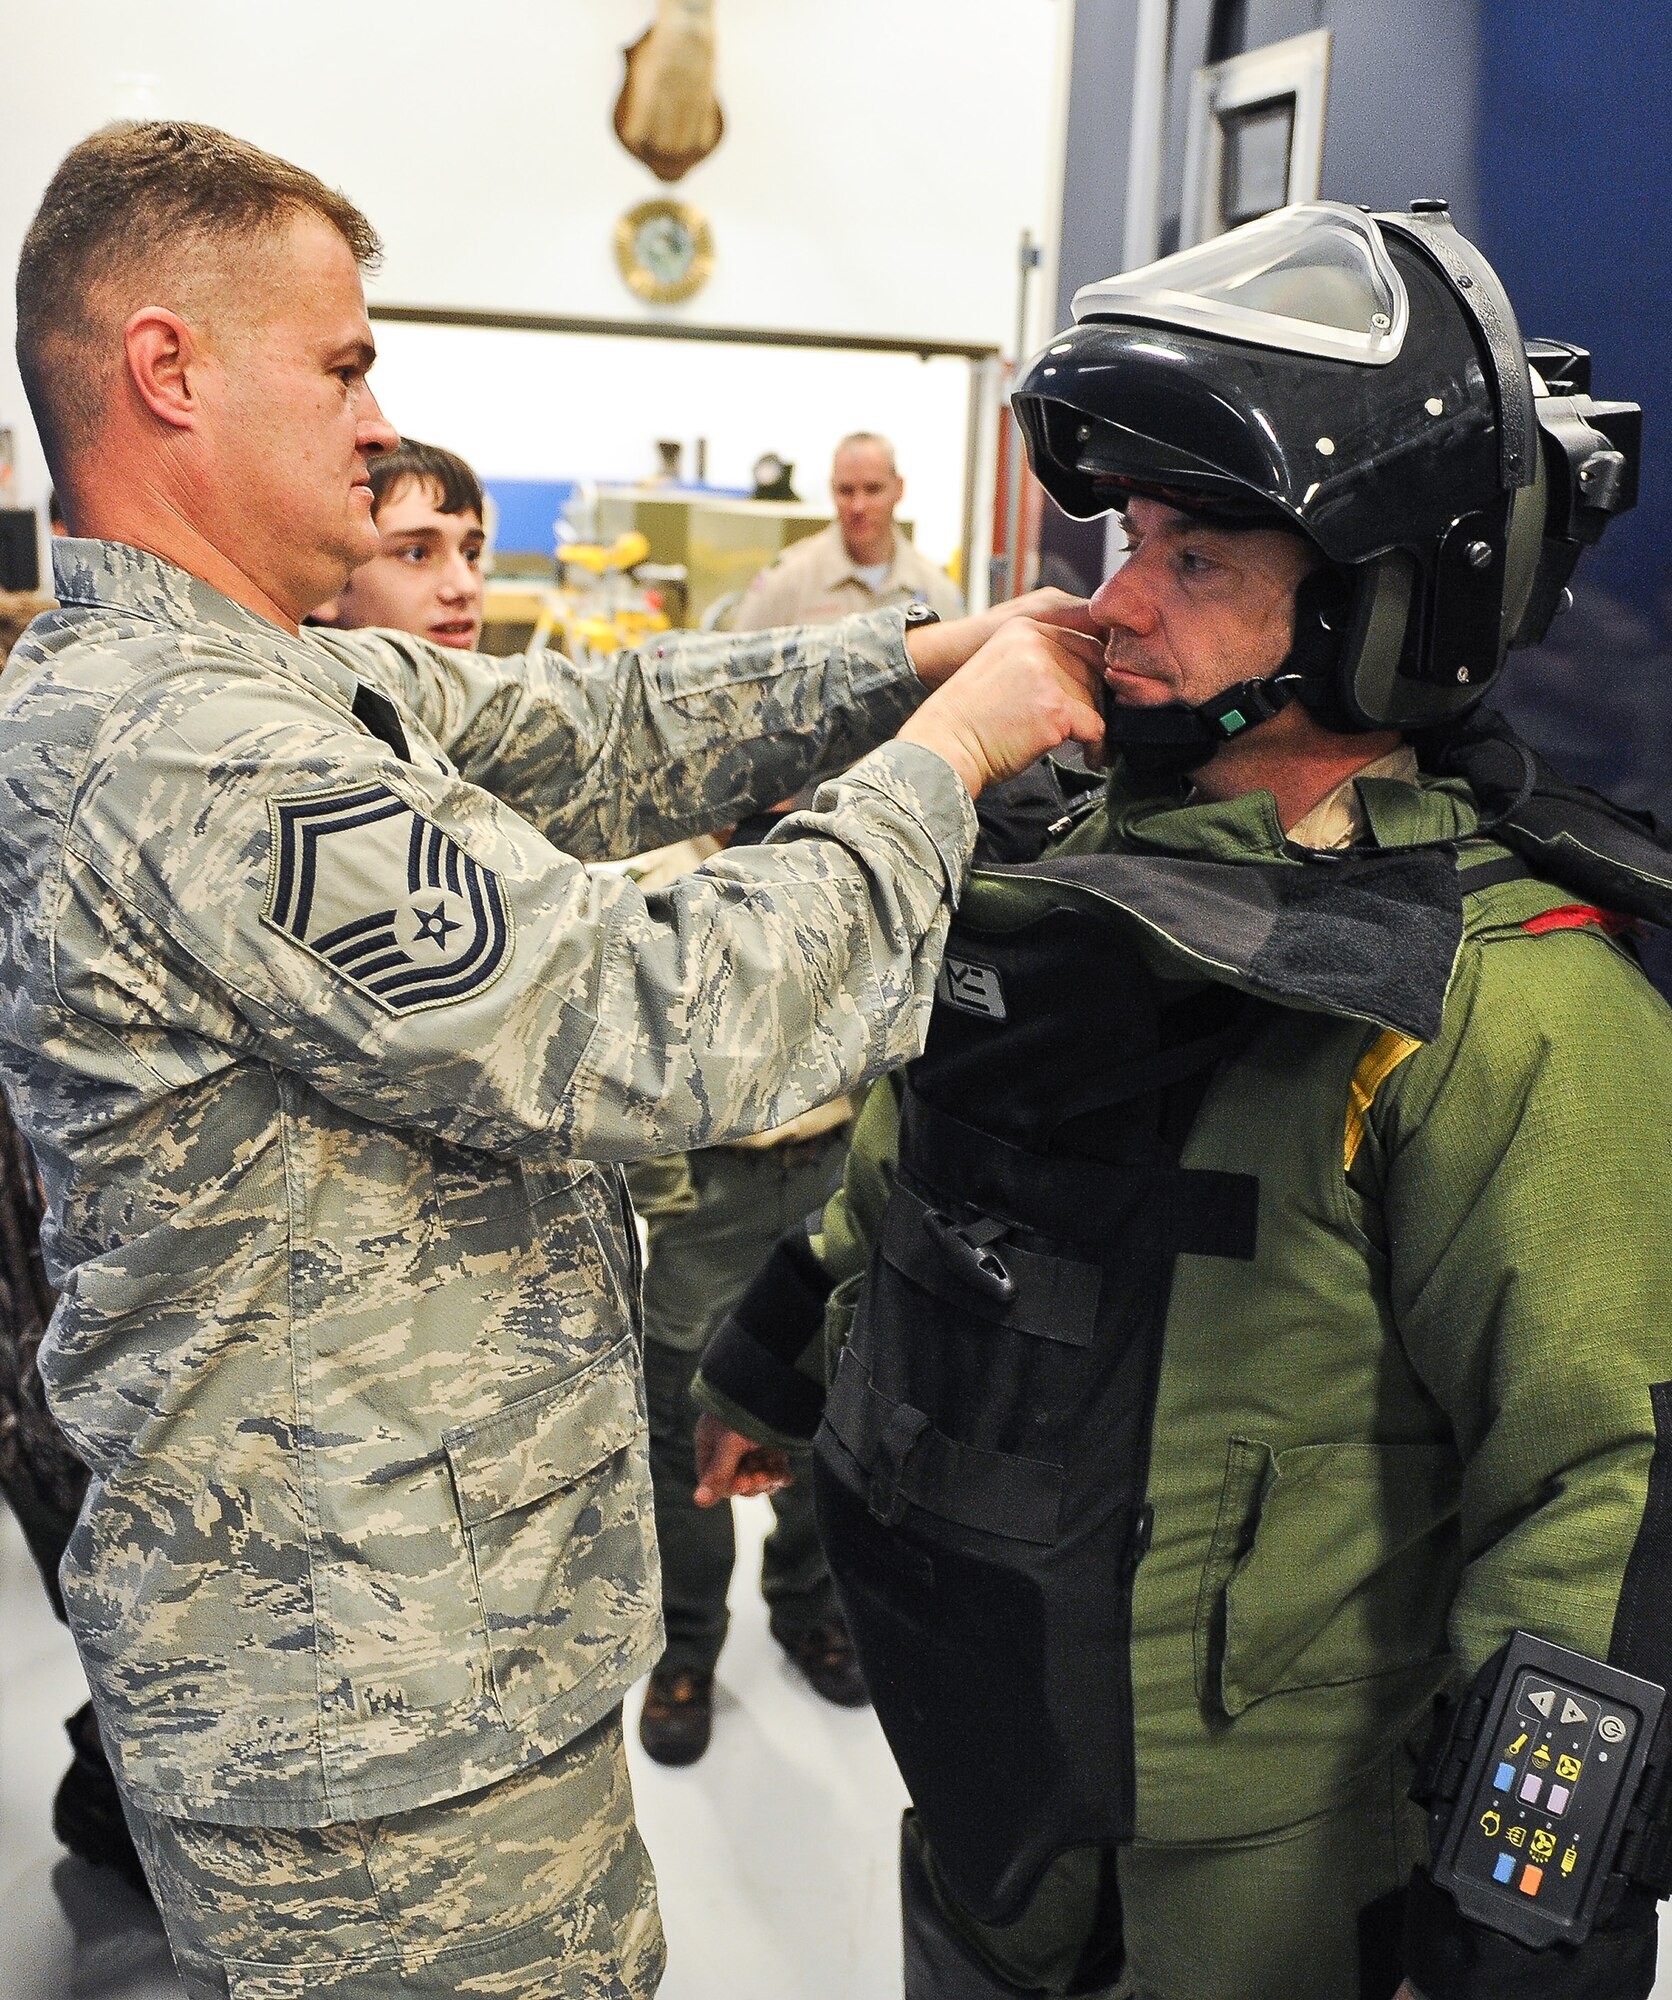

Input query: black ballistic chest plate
[814,886,1262,1923]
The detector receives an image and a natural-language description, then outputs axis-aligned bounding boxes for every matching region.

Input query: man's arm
[336,592,1095,863]
[66,620,1096,1169]
[1368,926,1672,1998]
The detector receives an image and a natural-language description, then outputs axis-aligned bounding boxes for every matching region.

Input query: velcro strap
[1403,1867,1660,2000]
[868,1404,932,1527]
[1614,1733,1672,1897]
[730,1220,834,1364]
[700,1310,826,1442]
[1456,854,1532,896]
[824,1352,1063,1544]
[1413,1687,1490,1814]
[881,1186,1101,1346]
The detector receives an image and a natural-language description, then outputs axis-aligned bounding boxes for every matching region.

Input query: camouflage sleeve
[330,607,922,862]
[63,670,976,1164]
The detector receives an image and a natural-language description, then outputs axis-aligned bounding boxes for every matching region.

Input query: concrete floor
[0,1497,909,1999]
[8,1498,1672,1998]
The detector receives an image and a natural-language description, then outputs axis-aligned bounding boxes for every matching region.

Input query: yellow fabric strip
[1344,1030,1423,1172]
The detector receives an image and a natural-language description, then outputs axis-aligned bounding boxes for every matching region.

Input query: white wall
[0,0,1074,576]
[368,322,978,564]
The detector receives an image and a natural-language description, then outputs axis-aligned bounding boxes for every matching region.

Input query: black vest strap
[815,889,1264,1924]
[1456,853,1532,896]
[824,1351,1065,1544]
[881,1183,1103,1347]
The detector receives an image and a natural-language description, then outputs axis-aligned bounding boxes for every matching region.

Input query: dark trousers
[639,1135,847,1679]
[900,1748,1424,1999]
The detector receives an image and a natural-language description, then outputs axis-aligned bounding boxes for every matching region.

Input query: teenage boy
[311,434,486,650]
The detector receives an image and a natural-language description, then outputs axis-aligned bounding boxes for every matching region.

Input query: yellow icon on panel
[1561,1846,1579,1876]
[1532,1743,1553,1768]
[1530,1829,1557,1862]
[1506,1824,1527,1848]
[1556,1754,1582,1782]
[1506,1731,1529,1757]
[1480,1809,1502,1838]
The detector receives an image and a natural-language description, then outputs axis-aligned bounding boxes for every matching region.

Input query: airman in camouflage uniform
[4,122,1103,1995]
[0,586,152,1897]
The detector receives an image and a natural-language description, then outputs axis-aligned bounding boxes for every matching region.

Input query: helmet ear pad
[1298,552,1511,736]
[1282,560,1432,737]
[1300,556,1420,733]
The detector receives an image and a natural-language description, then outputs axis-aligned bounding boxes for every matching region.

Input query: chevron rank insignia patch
[265,784,512,1013]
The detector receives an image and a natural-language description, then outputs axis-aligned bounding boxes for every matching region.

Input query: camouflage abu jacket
[0,538,976,1827]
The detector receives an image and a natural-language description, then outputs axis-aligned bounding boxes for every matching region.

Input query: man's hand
[904,587,1099,688]
[896,616,1106,798]
[693,1411,794,1506]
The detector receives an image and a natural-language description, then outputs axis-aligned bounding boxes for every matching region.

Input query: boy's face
[317,475,486,649]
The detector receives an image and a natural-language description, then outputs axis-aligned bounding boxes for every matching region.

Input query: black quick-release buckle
[868,1404,932,1527]
[921,1211,1017,1304]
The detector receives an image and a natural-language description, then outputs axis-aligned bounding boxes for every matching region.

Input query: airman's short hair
[15,121,381,485]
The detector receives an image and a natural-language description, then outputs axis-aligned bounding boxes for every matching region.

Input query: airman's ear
[306,599,343,627]
[122,307,201,431]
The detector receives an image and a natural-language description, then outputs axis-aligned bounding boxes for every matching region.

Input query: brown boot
[638,1666,714,1766]
[773,1615,870,1708]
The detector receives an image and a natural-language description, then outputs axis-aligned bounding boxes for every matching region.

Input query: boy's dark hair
[370,438,485,525]
[16,121,381,482]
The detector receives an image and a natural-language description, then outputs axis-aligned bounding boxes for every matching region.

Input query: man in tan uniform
[730,432,966,630]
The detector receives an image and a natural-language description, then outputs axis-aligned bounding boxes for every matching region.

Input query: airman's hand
[905,587,1099,688]
[693,1411,795,1506]
[896,615,1106,798]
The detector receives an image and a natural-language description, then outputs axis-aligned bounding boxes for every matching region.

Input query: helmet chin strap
[1106,673,1305,782]
[1106,566,1355,784]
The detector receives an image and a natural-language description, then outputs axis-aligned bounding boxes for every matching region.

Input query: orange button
[1520,1867,1544,1896]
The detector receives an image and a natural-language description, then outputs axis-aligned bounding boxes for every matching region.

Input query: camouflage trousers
[125,1709,664,1999]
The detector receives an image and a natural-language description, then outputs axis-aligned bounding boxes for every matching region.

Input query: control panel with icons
[1432,1632,1663,1947]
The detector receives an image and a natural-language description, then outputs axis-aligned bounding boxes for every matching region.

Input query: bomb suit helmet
[1013,199,1641,737]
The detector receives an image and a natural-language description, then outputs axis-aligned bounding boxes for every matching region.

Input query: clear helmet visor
[1072,201,1408,366]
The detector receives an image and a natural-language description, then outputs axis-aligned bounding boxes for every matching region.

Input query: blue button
[1494,1761,1516,1792]
[1494,1852,1517,1884]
